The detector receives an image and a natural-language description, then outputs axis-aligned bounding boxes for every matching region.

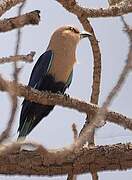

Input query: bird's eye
[68,27,79,34]
[69,27,74,31]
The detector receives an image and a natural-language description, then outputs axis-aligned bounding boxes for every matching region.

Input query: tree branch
[0,0,24,17]
[67,124,78,180]
[0,10,40,32]
[0,142,132,176]
[108,0,124,6]
[0,0,26,143]
[78,15,101,180]
[56,0,132,18]
[78,17,101,145]
[68,16,132,151]
[73,36,132,149]
[72,123,78,142]
[0,95,17,143]
[0,76,132,131]
[0,51,35,64]
[78,17,101,105]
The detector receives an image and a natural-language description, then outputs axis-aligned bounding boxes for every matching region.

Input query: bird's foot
[64,93,70,100]
[56,91,63,95]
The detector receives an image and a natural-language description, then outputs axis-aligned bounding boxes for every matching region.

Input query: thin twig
[73,61,131,149]
[0,96,17,142]
[78,17,101,142]
[0,51,35,64]
[12,0,26,138]
[0,0,26,143]
[78,7,101,180]
[73,19,132,150]
[78,17,101,105]
[67,123,78,179]
[72,123,78,141]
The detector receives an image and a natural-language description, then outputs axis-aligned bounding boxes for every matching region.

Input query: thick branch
[0,0,24,17]
[79,18,101,104]
[0,10,40,32]
[0,51,35,64]
[56,0,132,18]
[0,76,132,131]
[0,142,132,176]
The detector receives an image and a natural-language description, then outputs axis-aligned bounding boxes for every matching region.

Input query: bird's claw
[57,91,62,95]
[64,93,70,99]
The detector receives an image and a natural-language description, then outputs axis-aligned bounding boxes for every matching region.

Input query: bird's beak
[80,31,93,39]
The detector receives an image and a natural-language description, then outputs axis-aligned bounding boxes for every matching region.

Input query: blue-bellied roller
[18,25,92,139]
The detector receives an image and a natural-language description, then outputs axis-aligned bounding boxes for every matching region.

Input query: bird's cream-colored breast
[49,47,76,83]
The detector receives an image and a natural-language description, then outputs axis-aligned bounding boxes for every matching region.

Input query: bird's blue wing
[65,70,73,88]
[28,50,53,88]
[18,50,53,134]
[18,50,73,137]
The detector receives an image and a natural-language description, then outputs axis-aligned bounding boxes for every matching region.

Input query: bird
[17,25,92,139]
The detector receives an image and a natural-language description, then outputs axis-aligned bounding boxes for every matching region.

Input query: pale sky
[0,0,132,180]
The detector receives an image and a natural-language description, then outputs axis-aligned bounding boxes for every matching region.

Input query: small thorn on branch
[72,123,78,141]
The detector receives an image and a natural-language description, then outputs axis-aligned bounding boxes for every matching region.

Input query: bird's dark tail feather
[17,117,31,141]
[17,136,26,142]
[17,105,54,140]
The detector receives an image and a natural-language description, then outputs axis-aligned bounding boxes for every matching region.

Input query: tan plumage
[18,25,92,138]
[48,26,80,83]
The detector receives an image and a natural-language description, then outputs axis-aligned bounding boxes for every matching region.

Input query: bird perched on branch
[18,25,92,139]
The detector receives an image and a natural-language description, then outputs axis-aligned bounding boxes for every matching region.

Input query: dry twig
[78,12,101,180]
[78,17,101,145]
[0,0,26,143]
[65,2,102,178]
[73,18,132,150]
[78,17,101,105]
[0,51,35,64]
[56,0,132,18]
[0,10,40,32]
[72,123,78,141]
[0,95,17,142]
[0,142,131,176]
[68,123,78,180]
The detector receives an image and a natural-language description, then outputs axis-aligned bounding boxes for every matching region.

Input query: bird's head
[49,25,92,50]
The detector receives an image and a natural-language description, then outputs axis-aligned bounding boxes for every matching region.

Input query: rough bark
[0,0,24,17]
[56,0,132,18]
[0,76,132,131]
[0,142,131,176]
[0,10,40,32]
[0,51,35,64]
